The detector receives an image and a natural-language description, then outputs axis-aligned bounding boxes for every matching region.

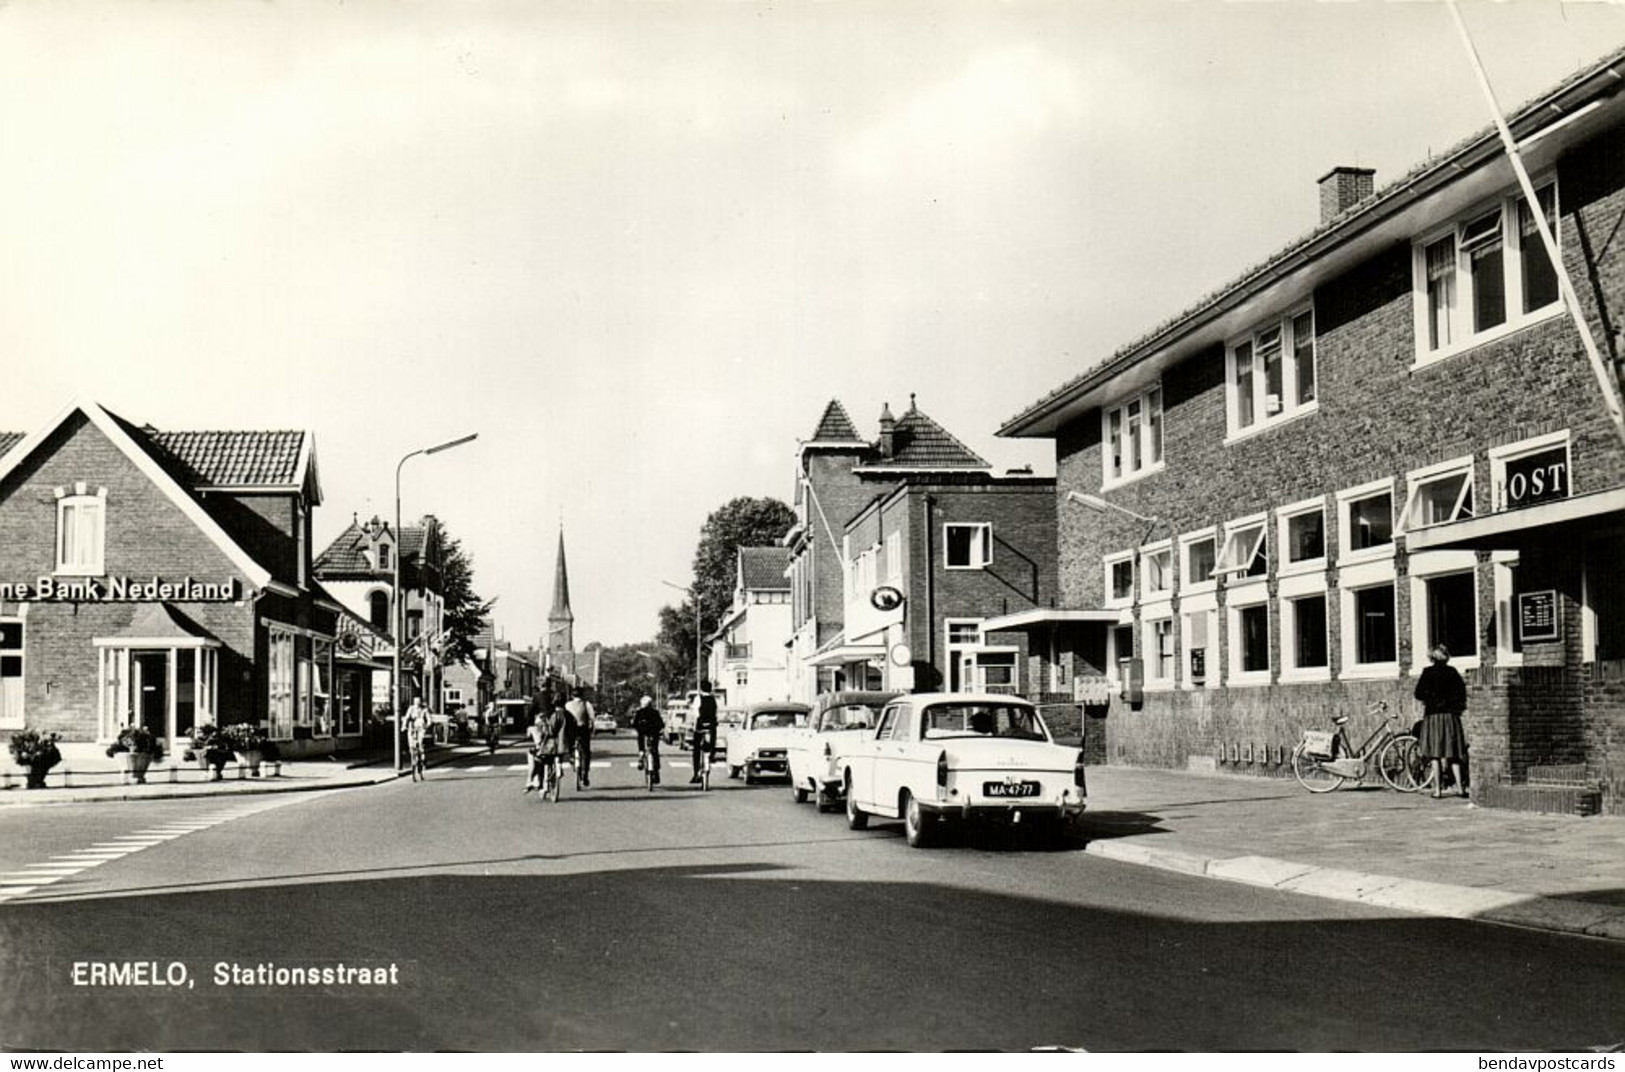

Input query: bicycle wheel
[1377,734,1426,793]
[1291,742,1345,793]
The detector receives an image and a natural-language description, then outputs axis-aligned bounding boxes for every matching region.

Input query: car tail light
[823,742,831,759]
[936,750,948,788]
[1074,750,1088,793]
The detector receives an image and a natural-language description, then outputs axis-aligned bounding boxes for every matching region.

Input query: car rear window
[819,704,879,732]
[921,703,1048,741]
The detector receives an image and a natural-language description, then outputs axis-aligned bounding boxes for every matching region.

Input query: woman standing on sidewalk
[1415,644,1469,799]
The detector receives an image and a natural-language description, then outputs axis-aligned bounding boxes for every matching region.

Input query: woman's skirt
[1417,711,1467,761]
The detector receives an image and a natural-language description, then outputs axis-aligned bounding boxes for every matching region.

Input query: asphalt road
[2,736,1622,1052]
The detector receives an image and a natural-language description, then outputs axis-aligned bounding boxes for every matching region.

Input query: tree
[657,496,795,684]
[439,532,493,665]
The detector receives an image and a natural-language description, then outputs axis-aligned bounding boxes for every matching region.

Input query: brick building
[0,400,342,755]
[786,397,1058,703]
[999,50,1625,813]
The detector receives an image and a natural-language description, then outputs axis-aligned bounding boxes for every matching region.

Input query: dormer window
[55,484,107,576]
[378,543,392,571]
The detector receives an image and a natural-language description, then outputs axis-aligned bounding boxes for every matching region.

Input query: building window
[0,620,23,729]
[1104,553,1135,608]
[1404,458,1475,531]
[1102,386,1164,487]
[1108,623,1135,685]
[1278,499,1327,573]
[1490,430,1571,512]
[1338,480,1395,561]
[1141,543,1173,600]
[1144,614,1175,687]
[1413,180,1561,363]
[369,591,390,631]
[378,543,391,571]
[944,524,992,570]
[55,487,106,576]
[1424,571,1478,662]
[268,628,296,740]
[1229,600,1271,682]
[1182,604,1215,688]
[1350,585,1397,669]
[1218,517,1267,580]
[1226,308,1316,438]
[1181,531,1217,594]
[1284,593,1329,674]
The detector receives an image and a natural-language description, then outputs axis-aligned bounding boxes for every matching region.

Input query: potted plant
[9,730,63,790]
[105,725,166,785]
[183,724,232,781]
[217,722,267,776]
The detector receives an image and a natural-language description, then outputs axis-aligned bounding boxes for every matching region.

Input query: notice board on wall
[1518,590,1559,644]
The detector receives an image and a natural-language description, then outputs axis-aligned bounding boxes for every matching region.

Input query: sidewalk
[0,740,506,806]
[1081,765,1625,942]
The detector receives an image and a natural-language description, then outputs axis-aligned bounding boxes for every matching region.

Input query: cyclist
[563,687,596,788]
[689,679,718,785]
[632,695,664,786]
[403,697,428,782]
[525,707,569,799]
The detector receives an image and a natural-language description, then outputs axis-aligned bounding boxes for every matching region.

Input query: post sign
[1518,589,1560,643]
[1504,448,1569,510]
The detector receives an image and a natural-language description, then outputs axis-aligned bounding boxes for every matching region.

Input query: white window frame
[0,615,24,729]
[943,523,992,571]
[1227,583,1272,687]
[885,531,902,583]
[1489,429,1571,513]
[1339,560,1400,680]
[1279,572,1331,683]
[1276,496,1328,578]
[1336,478,1397,565]
[1180,593,1217,690]
[1493,551,1523,669]
[1402,455,1476,534]
[267,626,297,741]
[1103,551,1136,610]
[54,484,107,577]
[1217,512,1268,583]
[1105,616,1135,689]
[1142,608,1176,691]
[1411,177,1564,368]
[1225,305,1318,441]
[1140,540,1174,601]
[1409,552,1482,673]
[1101,384,1165,490]
[1179,527,1218,596]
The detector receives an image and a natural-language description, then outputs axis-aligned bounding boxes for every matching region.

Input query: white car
[725,702,812,783]
[839,693,1087,848]
[786,691,900,811]
[592,713,618,735]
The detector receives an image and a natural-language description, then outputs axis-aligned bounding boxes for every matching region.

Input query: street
[2,737,1622,1052]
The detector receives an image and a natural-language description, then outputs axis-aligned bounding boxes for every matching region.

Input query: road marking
[466,765,493,773]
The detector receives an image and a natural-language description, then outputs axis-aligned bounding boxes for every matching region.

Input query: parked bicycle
[1291,701,1427,794]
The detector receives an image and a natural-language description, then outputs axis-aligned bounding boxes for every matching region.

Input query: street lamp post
[394,432,477,775]
[660,580,703,698]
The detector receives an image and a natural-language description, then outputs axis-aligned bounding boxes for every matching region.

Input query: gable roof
[739,546,791,591]
[314,518,374,575]
[1000,42,1625,438]
[863,400,989,470]
[807,400,866,444]
[0,400,274,591]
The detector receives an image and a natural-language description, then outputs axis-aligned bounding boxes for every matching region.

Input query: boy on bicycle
[690,680,718,785]
[632,695,664,786]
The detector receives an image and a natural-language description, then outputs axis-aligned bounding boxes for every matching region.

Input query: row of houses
[714,47,1625,815]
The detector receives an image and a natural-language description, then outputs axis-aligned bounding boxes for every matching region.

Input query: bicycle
[536,751,562,803]
[1291,701,1427,794]
[572,737,589,791]
[692,729,714,791]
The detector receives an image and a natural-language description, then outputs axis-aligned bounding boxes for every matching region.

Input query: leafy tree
[439,533,494,665]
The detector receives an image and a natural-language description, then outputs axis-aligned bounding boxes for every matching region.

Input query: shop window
[1351,585,1397,668]
[944,524,992,570]
[313,640,332,736]
[1404,459,1475,530]
[1104,553,1135,608]
[1102,386,1164,487]
[1492,555,1523,666]
[1226,308,1316,438]
[1218,518,1267,580]
[1285,593,1329,673]
[1109,624,1135,683]
[1413,180,1560,364]
[1279,500,1326,571]
[0,620,22,729]
[1144,615,1175,687]
[55,487,106,576]
[1423,571,1478,661]
[268,629,296,740]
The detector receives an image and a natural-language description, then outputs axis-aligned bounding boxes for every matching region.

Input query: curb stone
[1083,840,1623,944]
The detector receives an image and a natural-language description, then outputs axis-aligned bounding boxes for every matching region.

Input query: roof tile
[809,400,865,443]
[739,546,791,590]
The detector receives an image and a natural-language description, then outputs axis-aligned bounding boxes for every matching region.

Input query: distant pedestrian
[1415,644,1469,799]
[403,698,427,782]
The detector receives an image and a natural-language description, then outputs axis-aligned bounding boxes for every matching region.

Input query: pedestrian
[403,697,427,782]
[524,712,546,793]
[563,686,596,787]
[1414,643,1469,799]
[632,695,664,785]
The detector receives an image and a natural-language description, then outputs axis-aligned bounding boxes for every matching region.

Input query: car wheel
[815,783,836,813]
[793,781,809,804]
[903,792,936,849]
[845,777,868,831]
[729,765,742,780]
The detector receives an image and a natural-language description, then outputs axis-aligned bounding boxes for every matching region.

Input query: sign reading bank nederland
[0,576,240,602]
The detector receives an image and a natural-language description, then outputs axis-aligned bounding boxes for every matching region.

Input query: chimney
[1317,166,1375,224]
[878,402,896,459]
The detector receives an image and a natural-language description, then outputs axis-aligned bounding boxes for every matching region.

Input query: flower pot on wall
[122,752,153,785]
[233,749,264,777]
[25,762,52,790]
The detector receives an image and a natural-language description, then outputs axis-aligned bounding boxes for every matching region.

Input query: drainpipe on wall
[924,494,936,687]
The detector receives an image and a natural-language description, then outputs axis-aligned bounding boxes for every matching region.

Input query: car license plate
[983,780,1039,798]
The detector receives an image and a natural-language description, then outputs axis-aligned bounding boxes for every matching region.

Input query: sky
[4,0,1624,648]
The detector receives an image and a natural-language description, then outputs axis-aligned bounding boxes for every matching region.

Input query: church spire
[547,526,575,666]
[549,527,573,622]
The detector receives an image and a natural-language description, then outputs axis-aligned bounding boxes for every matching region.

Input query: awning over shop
[807,643,885,667]
[92,602,220,648]
[981,608,1121,632]
[1404,487,1625,553]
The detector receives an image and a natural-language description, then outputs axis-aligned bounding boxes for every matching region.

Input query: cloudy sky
[3,0,1623,648]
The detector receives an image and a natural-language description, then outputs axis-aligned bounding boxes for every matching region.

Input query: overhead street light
[394,432,478,776]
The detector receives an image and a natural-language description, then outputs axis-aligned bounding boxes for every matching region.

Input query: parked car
[839,693,1087,848]
[724,702,812,783]
[786,690,900,811]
